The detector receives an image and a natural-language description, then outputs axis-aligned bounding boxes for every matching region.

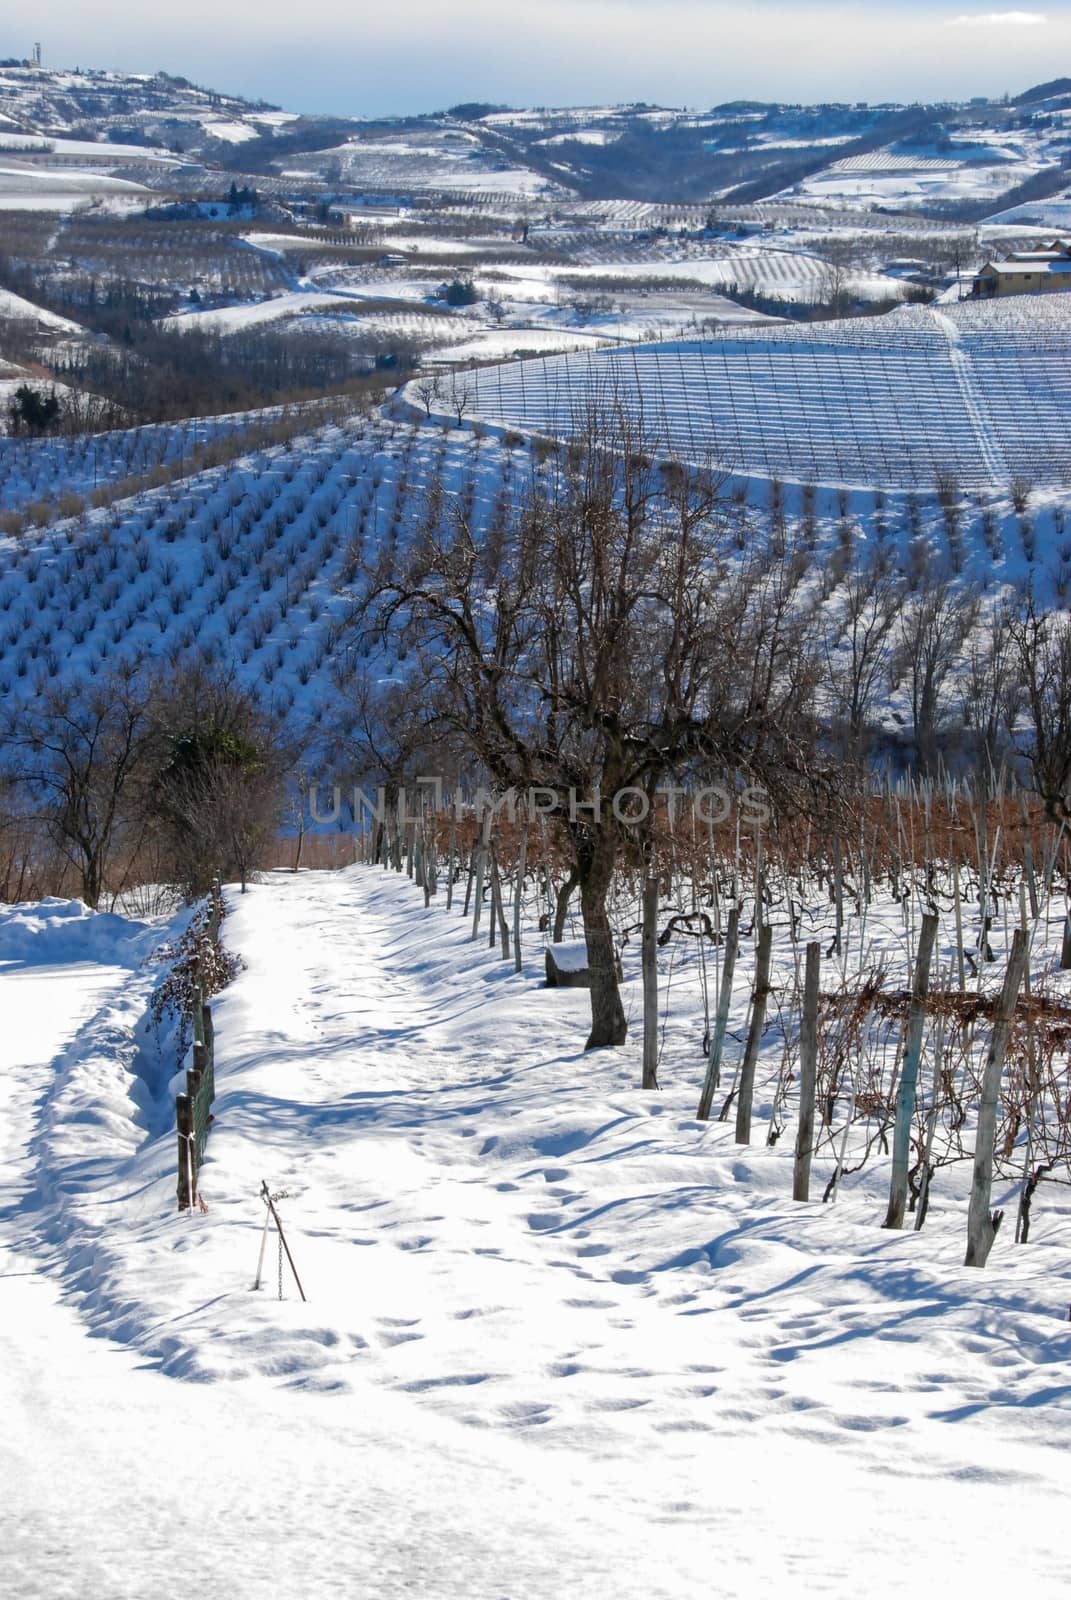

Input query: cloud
[946,10,1047,24]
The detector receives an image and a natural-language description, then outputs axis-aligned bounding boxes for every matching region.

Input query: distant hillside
[1014,77,1071,107]
[0,64,279,152]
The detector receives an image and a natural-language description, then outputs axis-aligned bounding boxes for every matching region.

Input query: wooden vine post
[792,941,821,1202]
[965,927,1030,1268]
[641,873,659,1091]
[884,911,939,1230]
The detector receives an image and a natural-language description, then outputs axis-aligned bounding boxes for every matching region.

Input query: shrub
[148,884,241,1053]
[1010,475,1033,516]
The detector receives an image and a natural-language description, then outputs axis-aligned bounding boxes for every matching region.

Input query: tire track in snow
[933,309,1009,485]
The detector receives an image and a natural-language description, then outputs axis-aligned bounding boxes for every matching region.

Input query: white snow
[44,137,180,163]
[426,327,620,362]
[164,291,362,333]
[536,129,621,147]
[203,121,258,144]
[462,296,1071,489]
[0,866,1066,1596]
[0,287,83,334]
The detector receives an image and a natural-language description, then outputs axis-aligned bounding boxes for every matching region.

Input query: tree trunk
[471,808,491,941]
[82,851,103,910]
[641,876,659,1090]
[793,942,822,1202]
[513,824,527,975]
[490,841,510,960]
[696,907,740,1121]
[579,843,626,1050]
[446,817,456,911]
[553,866,579,943]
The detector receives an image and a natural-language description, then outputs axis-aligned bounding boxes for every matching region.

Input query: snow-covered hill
[463,294,1071,490]
[3,303,1071,751]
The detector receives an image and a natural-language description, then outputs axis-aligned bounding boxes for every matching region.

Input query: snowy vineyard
[465,298,1071,489]
[321,787,1071,1269]
[5,393,1071,906]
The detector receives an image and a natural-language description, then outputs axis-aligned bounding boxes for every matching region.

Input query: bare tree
[447,374,473,427]
[1008,592,1071,820]
[336,666,454,865]
[1,667,154,908]
[144,666,293,898]
[895,579,979,775]
[961,603,1020,783]
[413,373,442,418]
[816,238,857,317]
[826,559,902,754]
[348,400,828,1048]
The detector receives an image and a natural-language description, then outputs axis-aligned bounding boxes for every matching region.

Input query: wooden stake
[792,942,821,1202]
[642,874,659,1091]
[964,929,1029,1268]
[884,911,938,1230]
[513,813,527,975]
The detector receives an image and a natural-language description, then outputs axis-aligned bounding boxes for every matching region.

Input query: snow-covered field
[1,866,1067,1597]
[165,289,367,333]
[788,129,1061,210]
[0,287,84,334]
[463,296,1071,489]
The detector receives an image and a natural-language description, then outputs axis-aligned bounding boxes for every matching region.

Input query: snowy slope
[2,390,1071,749]
[0,287,84,334]
[462,296,1071,490]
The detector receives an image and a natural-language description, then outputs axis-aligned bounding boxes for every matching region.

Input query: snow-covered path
[0,907,720,1599]
[1,1264,724,1599]
[1,870,1068,1596]
[0,957,125,1217]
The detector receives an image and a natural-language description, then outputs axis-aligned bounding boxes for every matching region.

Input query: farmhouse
[971,238,1071,297]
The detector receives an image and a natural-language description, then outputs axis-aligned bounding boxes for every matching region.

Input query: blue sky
[20,2,1071,116]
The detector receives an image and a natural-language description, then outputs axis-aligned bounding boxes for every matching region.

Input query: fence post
[884,911,939,1229]
[642,875,659,1091]
[793,942,821,1202]
[176,1093,193,1210]
[965,927,1030,1267]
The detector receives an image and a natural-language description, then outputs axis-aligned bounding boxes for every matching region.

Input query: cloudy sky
[19,1,1071,115]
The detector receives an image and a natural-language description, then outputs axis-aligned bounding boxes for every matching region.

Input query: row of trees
[52,324,396,427]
